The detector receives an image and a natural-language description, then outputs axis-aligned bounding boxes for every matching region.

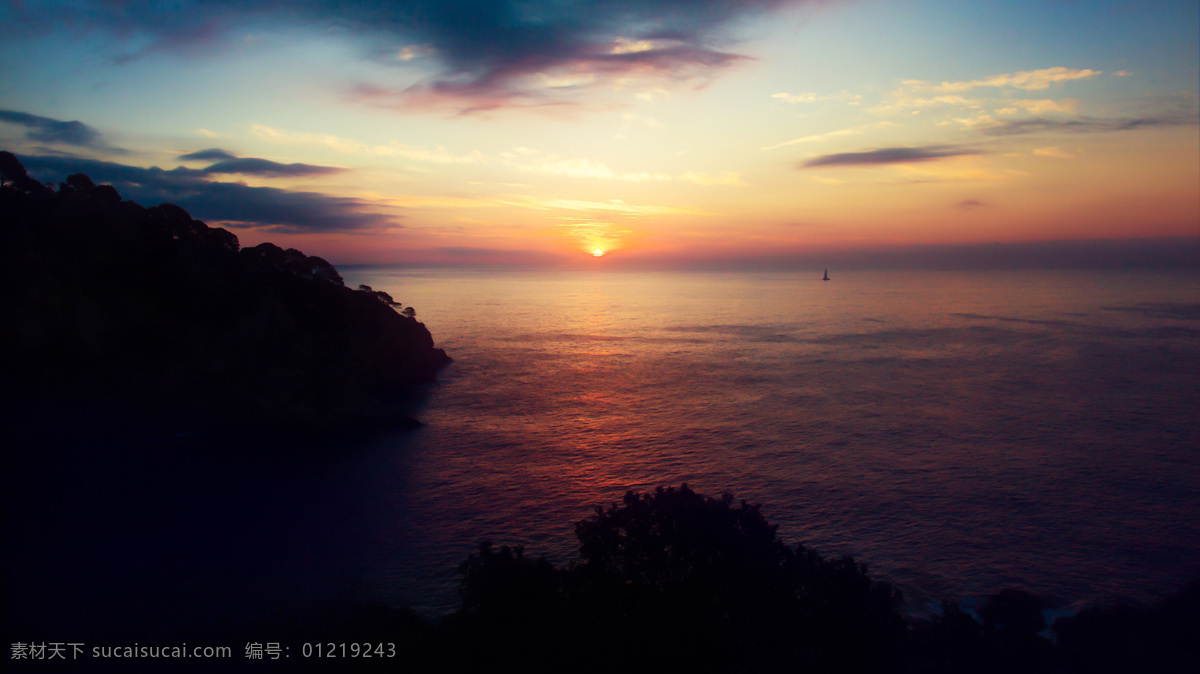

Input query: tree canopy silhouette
[0,150,46,193]
[1,151,449,436]
[447,485,905,673]
[439,486,1199,673]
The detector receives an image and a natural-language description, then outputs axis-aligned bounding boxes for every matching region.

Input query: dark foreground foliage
[444,485,906,673]
[259,484,1188,674]
[3,484,1196,673]
[1,151,449,435]
[425,486,1198,674]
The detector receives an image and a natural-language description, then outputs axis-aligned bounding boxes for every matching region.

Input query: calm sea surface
[338,268,1200,617]
[10,268,1200,630]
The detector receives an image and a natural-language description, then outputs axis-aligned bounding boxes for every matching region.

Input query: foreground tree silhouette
[446,485,905,673]
[1053,579,1200,674]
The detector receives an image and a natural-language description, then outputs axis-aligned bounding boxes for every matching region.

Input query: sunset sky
[1,0,1197,268]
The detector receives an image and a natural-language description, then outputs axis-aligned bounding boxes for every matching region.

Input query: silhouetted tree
[447,485,906,673]
[459,542,561,619]
[0,150,46,193]
[980,588,1046,637]
[0,150,20,187]
[373,290,399,306]
[63,172,96,192]
[909,588,1053,673]
[204,225,239,254]
[91,183,122,204]
[309,255,344,285]
[909,599,989,673]
[1054,579,1200,674]
[354,284,408,309]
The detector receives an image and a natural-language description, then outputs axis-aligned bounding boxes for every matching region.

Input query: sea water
[337,267,1200,617]
[8,268,1199,630]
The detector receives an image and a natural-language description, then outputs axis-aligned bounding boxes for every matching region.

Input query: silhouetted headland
[1,151,449,437]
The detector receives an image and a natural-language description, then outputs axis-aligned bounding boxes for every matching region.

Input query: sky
[1,0,1197,268]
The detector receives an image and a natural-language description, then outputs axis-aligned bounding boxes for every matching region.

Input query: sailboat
[823,268,830,281]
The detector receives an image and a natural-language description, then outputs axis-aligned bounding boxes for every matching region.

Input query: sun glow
[592,247,605,257]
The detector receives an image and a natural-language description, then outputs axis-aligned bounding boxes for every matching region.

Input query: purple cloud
[202,158,344,177]
[3,1,807,113]
[801,145,982,168]
[20,154,395,234]
[982,114,1198,136]
[179,148,238,162]
[177,149,343,176]
[0,109,105,148]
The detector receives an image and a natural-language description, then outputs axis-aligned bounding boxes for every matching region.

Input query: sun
[592,247,605,257]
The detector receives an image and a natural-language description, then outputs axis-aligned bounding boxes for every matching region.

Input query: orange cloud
[922,67,1102,92]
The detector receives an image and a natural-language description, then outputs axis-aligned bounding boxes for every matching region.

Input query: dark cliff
[1,151,450,435]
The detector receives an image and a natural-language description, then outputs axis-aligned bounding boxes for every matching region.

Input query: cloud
[871,70,1095,117]
[177,148,343,176]
[917,67,1102,93]
[513,156,631,180]
[800,145,982,168]
[868,94,983,115]
[772,92,819,103]
[179,148,238,162]
[767,127,856,148]
[771,90,862,105]
[957,198,985,208]
[250,124,485,163]
[384,191,706,217]
[397,44,436,62]
[505,194,708,216]
[431,246,513,257]
[353,40,754,114]
[202,157,344,177]
[19,154,396,233]
[950,113,1001,130]
[0,109,106,148]
[377,24,759,113]
[5,1,805,114]
[996,99,1079,115]
[982,114,1198,136]
[1033,146,1074,159]
[764,121,897,150]
[501,147,741,185]
[350,82,581,117]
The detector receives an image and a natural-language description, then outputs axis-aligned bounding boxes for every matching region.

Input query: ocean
[9,267,1200,630]
[343,267,1200,617]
